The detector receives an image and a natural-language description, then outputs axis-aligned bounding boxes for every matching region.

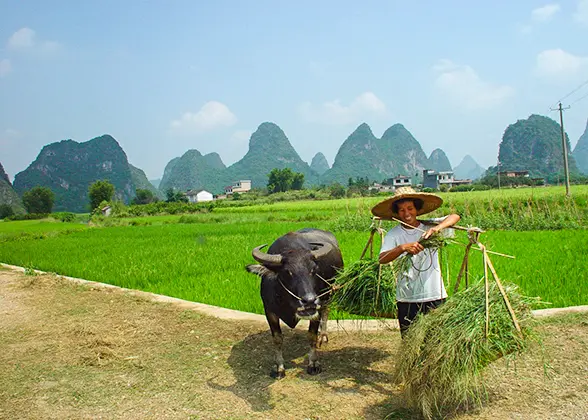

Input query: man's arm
[422,213,461,239]
[379,241,424,264]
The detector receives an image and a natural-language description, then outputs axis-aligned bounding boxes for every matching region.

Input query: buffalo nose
[301,294,318,306]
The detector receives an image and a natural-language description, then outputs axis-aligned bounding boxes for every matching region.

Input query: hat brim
[371,192,443,220]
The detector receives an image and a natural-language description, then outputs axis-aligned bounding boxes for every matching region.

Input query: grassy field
[1,185,586,315]
[0,221,585,314]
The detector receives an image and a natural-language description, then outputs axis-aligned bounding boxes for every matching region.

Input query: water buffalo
[245,228,344,378]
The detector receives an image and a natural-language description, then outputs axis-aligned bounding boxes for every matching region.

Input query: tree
[165,188,188,203]
[291,173,305,190]
[328,182,346,198]
[89,180,114,211]
[132,188,157,205]
[22,186,55,214]
[267,168,305,193]
[0,204,14,219]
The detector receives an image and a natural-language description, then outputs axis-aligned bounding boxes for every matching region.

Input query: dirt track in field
[1,268,588,420]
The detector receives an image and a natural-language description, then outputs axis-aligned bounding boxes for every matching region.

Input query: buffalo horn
[310,242,333,260]
[252,244,283,266]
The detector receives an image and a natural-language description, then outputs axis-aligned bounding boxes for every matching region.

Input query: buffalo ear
[246,264,275,277]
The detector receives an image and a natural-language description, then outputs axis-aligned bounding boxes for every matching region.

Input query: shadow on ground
[207,327,398,414]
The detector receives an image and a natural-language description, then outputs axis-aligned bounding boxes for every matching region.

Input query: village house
[392,175,412,188]
[498,170,530,178]
[369,182,395,193]
[185,189,214,203]
[423,169,472,190]
[224,180,252,195]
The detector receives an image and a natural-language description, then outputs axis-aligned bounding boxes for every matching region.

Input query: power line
[553,77,588,108]
[569,90,588,106]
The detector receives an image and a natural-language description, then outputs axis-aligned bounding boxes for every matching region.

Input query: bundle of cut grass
[331,232,449,318]
[330,258,398,318]
[392,279,541,420]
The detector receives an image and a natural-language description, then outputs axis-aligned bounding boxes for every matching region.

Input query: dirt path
[1,268,588,420]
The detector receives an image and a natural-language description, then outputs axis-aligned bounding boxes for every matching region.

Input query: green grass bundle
[331,232,450,318]
[330,258,398,318]
[392,279,541,420]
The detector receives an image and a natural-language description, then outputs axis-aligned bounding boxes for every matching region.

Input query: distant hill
[13,135,152,212]
[572,119,588,175]
[158,150,227,194]
[224,122,319,190]
[454,155,486,180]
[310,152,330,175]
[490,114,578,178]
[149,178,161,189]
[427,148,452,172]
[0,162,25,214]
[320,123,429,185]
[129,164,163,199]
[159,122,320,194]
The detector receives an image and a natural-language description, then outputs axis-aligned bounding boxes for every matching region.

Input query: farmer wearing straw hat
[371,186,461,337]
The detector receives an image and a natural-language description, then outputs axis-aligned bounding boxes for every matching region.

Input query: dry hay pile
[392,279,541,420]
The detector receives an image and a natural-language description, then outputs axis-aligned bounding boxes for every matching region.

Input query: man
[371,187,460,337]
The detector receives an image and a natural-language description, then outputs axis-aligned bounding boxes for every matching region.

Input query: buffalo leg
[307,319,322,375]
[266,312,285,379]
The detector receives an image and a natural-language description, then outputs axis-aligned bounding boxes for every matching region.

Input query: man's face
[397,200,419,226]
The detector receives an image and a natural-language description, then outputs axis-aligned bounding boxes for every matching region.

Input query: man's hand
[402,242,424,255]
[423,226,440,240]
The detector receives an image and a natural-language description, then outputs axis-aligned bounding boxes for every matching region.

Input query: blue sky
[1,0,588,181]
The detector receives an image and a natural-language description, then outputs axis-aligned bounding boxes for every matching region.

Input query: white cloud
[7,27,36,50]
[6,27,62,54]
[535,49,588,79]
[0,59,11,77]
[432,59,514,110]
[518,4,560,34]
[229,129,251,145]
[531,4,561,22]
[299,91,387,125]
[575,0,588,24]
[170,101,237,134]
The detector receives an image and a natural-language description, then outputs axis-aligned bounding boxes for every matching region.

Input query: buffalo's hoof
[271,369,286,379]
[307,364,322,375]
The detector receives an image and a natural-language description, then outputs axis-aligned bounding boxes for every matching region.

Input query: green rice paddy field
[0,185,586,315]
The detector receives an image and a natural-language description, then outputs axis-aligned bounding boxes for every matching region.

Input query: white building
[392,175,412,188]
[186,189,214,203]
[224,180,252,195]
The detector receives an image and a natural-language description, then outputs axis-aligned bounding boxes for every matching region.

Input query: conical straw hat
[371,186,443,220]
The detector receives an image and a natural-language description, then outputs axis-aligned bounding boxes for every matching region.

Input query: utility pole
[551,102,571,197]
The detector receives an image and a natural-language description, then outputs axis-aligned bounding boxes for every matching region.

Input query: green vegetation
[428,148,452,172]
[88,180,114,211]
[22,186,55,214]
[0,204,14,219]
[224,122,319,191]
[131,188,159,205]
[0,186,586,316]
[267,167,304,193]
[158,150,227,195]
[572,120,588,175]
[129,163,162,199]
[12,135,137,212]
[492,114,578,179]
[309,152,330,175]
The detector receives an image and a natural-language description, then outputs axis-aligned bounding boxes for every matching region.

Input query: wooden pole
[485,253,523,335]
[483,246,489,339]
